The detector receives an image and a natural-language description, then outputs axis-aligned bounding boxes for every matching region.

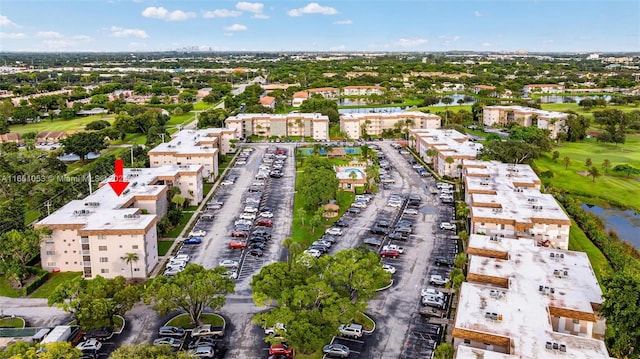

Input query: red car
[269,343,293,355]
[380,249,400,258]
[229,240,247,249]
[231,231,248,237]
[257,219,273,227]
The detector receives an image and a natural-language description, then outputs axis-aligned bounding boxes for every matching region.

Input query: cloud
[394,38,428,48]
[43,39,74,49]
[224,24,247,31]
[543,39,554,44]
[236,2,264,13]
[474,10,483,17]
[481,42,492,47]
[0,15,20,28]
[141,6,195,21]
[203,9,242,18]
[0,32,27,39]
[72,35,93,41]
[287,3,337,16]
[36,31,63,39]
[334,19,352,25]
[110,26,149,38]
[330,45,346,51]
[252,13,269,19]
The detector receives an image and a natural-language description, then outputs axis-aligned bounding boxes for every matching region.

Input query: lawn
[203,184,213,196]
[534,135,640,211]
[165,313,225,329]
[29,272,82,299]
[0,278,21,298]
[567,221,612,284]
[0,317,25,328]
[166,112,194,127]
[540,102,640,118]
[157,240,175,256]
[291,187,355,245]
[9,114,115,134]
[165,212,193,238]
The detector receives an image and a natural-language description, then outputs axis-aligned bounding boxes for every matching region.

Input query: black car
[249,242,267,250]
[388,231,407,241]
[363,237,382,246]
[370,226,389,235]
[334,219,350,227]
[84,327,113,341]
[249,248,264,257]
[435,256,453,266]
[347,207,361,215]
[309,245,329,253]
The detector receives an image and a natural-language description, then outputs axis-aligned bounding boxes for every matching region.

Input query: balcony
[80,238,90,244]
[82,250,90,256]
[83,261,92,267]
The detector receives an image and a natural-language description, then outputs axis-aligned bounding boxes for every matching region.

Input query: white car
[219,259,240,268]
[189,230,207,237]
[404,208,418,215]
[221,179,234,186]
[239,212,257,220]
[312,240,332,248]
[325,227,343,236]
[163,267,184,277]
[244,206,259,213]
[252,180,266,186]
[352,201,368,208]
[76,339,102,351]
[259,211,274,218]
[382,263,396,275]
[429,274,450,286]
[440,222,456,231]
[303,249,322,258]
[167,259,188,268]
[223,270,238,279]
[387,201,402,208]
[235,160,247,165]
[235,219,253,226]
[171,254,190,262]
[382,244,405,254]
[421,287,445,299]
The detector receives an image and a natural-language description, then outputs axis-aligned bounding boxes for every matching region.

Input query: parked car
[264,323,286,336]
[83,327,112,341]
[187,337,217,350]
[229,240,247,249]
[249,248,264,257]
[334,218,350,227]
[322,343,350,358]
[188,345,215,358]
[312,240,332,248]
[370,226,389,235]
[303,249,322,258]
[244,206,259,213]
[363,237,382,246]
[163,267,184,277]
[257,219,273,227]
[231,230,248,238]
[388,231,407,241]
[192,324,225,339]
[189,230,207,237]
[338,323,363,338]
[421,287,445,300]
[221,179,234,186]
[382,244,405,254]
[440,222,456,231]
[158,326,185,338]
[269,343,293,355]
[382,263,396,274]
[325,227,343,236]
[352,201,368,208]
[380,249,400,258]
[153,337,183,350]
[347,207,361,215]
[435,256,453,266]
[76,339,102,352]
[429,274,450,286]
[422,296,446,308]
[259,211,274,218]
[218,259,240,268]
[403,208,418,215]
[240,212,257,220]
[183,237,202,245]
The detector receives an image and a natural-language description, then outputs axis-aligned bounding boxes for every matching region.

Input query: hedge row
[21,267,49,296]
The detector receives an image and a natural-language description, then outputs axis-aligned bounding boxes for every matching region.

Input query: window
[46,251,55,255]
[464,339,471,344]
[132,245,139,250]
[134,268,140,272]
[119,245,123,248]
[99,257,108,263]
[98,246,107,251]
[573,319,580,324]
[64,250,68,254]
[98,235,106,240]
[558,224,562,228]
[47,262,56,266]
[100,269,109,274]
[500,224,505,230]
[65,262,69,265]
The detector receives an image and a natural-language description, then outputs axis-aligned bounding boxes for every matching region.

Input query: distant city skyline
[0,0,638,53]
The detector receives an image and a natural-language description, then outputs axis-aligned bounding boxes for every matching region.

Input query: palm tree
[445,156,455,176]
[121,252,139,279]
[426,148,437,167]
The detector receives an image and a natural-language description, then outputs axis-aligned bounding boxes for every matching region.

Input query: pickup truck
[382,244,405,254]
[191,324,225,339]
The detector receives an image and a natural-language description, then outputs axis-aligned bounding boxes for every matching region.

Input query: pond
[57,152,101,162]
[581,204,640,250]
[538,95,612,104]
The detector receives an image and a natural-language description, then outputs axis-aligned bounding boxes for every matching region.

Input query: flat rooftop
[340,111,440,120]
[226,113,330,121]
[470,191,569,224]
[148,129,223,155]
[456,236,608,358]
[411,128,483,158]
[464,160,541,189]
[485,105,568,119]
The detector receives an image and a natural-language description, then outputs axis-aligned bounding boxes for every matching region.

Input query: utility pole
[45,201,51,216]
[88,172,92,195]
[130,145,134,165]
[159,134,165,143]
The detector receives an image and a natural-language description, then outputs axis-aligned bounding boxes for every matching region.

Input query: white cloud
[129,42,147,47]
[474,10,483,17]
[224,24,247,31]
[252,13,269,19]
[287,3,337,17]
[0,15,20,28]
[110,26,149,38]
[543,39,554,44]
[203,9,242,18]
[141,6,195,21]
[43,39,73,49]
[0,32,27,39]
[330,45,346,51]
[224,32,234,37]
[481,42,492,47]
[394,38,428,48]
[132,0,144,3]
[334,19,352,25]
[236,2,264,13]
[36,31,63,39]
[72,35,93,41]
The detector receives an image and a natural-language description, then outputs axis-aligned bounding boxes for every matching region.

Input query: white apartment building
[342,85,385,96]
[453,235,610,359]
[307,87,340,99]
[35,165,203,279]
[523,84,565,96]
[148,128,236,180]
[482,105,568,139]
[464,160,571,249]
[225,113,329,141]
[409,128,483,178]
[340,112,441,140]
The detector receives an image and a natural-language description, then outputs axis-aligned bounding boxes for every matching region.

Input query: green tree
[299,95,339,123]
[448,267,465,291]
[60,132,108,161]
[552,151,560,162]
[145,264,234,325]
[600,270,640,359]
[0,229,46,287]
[251,249,390,354]
[433,343,455,359]
[0,114,9,134]
[110,343,193,359]
[309,214,322,233]
[171,194,186,209]
[587,166,600,182]
[426,148,438,166]
[445,156,455,174]
[602,159,612,173]
[121,252,140,280]
[297,156,339,210]
[49,276,140,329]
[563,156,571,170]
[585,158,592,167]
[0,341,82,359]
[453,252,468,270]
[296,207,307,226]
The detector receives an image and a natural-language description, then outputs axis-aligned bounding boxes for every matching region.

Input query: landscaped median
[165,312,225,329]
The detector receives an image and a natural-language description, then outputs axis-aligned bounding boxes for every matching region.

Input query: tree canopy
[299,95,340,123]
[0,341,81,359]
[110,343,194,359]
[296,156,339,210]
[251,248,390,353]
[600,270,640,359]
[0,228,47,287]
[60,131,108,161]
[145,264,235,325]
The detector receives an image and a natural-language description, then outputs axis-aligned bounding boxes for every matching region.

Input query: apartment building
[225,113,329,141]
[307,87,340,99]
[523,84,565,96]
[453,235,610,359]
[148,128,236,180]
[35,165,203,280]
[409,128,483,178]
[483,105,568,139]
[342,85,385,96]
[464,160,571,248]
[341,112,441,140]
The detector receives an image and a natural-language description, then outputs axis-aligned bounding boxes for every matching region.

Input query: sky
[0,0,639,53]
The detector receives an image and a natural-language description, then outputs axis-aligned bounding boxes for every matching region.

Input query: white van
[338,323,363,338]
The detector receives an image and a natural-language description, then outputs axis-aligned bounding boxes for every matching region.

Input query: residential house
[292,91,309,107]
[259,96,276,109]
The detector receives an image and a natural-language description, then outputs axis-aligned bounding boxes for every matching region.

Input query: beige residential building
[225,113,329,141]
[453,235,610,359]
[523,83,565,96]
[464,160,571,248]
[259,95,276,109]
[307,87,340,99]
[35,165,203,280]
[409,128,482,178]
[148,128,236,180]
[341,112,441,140]
[292,91,309,107]
[342,85,385,96]
[483,105,568,139]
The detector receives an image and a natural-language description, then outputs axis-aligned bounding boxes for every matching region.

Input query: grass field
[0,278,21,298]
[9,114,115,134]
[157,240,175,256]
[540,102,640,117]
[29,272,82,298]
[568,221,612,284]
[534,135,640,211]
[0,317,25,328]
[165,213,192,238]
[291,188,355,245]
